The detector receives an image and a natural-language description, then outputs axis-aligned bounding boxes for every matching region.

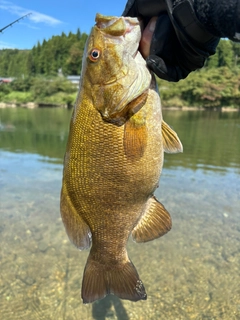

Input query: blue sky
[0,0,127,49]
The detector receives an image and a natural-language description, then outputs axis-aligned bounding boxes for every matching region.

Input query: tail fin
[81,255,147,304]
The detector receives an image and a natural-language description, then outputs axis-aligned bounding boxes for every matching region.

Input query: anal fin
[60,185,91,250]
[162,120,183,153]
[132,196,172,243]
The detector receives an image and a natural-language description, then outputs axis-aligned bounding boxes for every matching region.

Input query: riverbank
[0,102,72,109]
[1,67,240,111]
[0,101,239,112]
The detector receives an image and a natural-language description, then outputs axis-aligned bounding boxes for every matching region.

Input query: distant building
[0,77,15,84]
[66,75,80,87]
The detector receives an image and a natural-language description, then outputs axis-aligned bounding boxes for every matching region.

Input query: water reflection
[0,108,240,319]
[0,107,72,161]
[162,110,240,174]
[0,108,239,172]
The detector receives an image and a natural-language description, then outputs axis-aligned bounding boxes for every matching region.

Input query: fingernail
[149,19,157,32]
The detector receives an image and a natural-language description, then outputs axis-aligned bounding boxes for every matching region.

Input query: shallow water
[0,108,240,319]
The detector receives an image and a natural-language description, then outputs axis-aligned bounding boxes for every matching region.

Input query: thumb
[139,17,157,58]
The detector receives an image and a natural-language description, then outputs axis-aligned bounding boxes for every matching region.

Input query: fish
[60,13,183,304]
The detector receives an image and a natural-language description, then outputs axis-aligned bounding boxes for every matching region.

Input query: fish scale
[60,13,182,304]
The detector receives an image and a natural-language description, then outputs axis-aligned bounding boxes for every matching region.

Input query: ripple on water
[0,150,239,319]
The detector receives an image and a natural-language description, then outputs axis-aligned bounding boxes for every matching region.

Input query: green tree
[217,39,234,68]
[232,42,240,67]
[65,42,83,75]
[0,29,88,77]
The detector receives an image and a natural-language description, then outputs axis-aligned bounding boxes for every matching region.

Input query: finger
[146,55,189,82]
[139,17,157,58]
[150,13,174,57]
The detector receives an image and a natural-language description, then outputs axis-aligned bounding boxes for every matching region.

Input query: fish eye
[89,48,101,62]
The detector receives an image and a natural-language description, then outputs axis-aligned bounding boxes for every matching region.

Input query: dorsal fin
[162,120,183,154]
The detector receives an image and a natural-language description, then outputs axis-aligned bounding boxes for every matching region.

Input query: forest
[0,29,88,77]
[0,29,240,108]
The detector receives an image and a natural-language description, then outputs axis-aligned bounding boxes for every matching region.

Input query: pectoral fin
[162,120,183,153]
[123,118,147,161]
[132,196,172,243]
[60,185,91,250]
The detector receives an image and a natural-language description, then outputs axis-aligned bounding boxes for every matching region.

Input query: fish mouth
[94,14,141,84]
[95,13,140,37]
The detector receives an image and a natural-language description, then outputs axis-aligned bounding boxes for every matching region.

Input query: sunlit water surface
[0,108,240,320]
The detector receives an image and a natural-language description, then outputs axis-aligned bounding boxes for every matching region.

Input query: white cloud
[29,11,62,26]
[0,40,16,49]
[20,22,41,30]
[0,0,62,26]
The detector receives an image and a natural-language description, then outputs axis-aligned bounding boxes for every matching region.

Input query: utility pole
[0,13,32,33]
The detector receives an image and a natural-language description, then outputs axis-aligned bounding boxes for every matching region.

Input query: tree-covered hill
[0,29,88,77]
[0,31,240,108]
[0,30,240,78]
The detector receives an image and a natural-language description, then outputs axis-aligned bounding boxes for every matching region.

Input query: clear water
[0,108,239,319]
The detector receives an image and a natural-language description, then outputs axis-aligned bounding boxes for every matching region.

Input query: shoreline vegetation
[0,29,240,111]
[0,67,240,111]
[0,102,239,112]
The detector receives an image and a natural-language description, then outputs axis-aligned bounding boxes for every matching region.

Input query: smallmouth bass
[60,13,182,304]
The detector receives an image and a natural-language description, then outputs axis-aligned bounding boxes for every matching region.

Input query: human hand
[123,0,220,82]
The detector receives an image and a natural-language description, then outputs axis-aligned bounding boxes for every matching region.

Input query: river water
[0,107,239,320]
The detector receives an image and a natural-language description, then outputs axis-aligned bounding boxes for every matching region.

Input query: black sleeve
[193,0,240,41]
[123,0,240,41]
[122,0,240,81]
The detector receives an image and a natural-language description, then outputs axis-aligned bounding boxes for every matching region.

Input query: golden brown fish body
[60,14,182,304]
